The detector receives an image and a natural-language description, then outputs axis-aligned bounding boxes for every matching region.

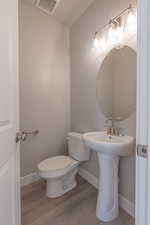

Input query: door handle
[16,130,39,143]
[16,132,27,143]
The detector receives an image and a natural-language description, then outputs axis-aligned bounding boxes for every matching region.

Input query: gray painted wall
[70,0,136,203]
[19,0,70,176]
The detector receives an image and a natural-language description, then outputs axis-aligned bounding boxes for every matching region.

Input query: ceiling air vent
[35,0,59,15]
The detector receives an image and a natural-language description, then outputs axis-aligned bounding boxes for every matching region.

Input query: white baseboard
[78,167,98,189]
[78,167,135,218]
[119,195,135,218]
[21,172,40,187]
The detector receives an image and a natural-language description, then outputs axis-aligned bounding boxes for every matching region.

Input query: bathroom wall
[70,0,136,203]
[19,0,70,176]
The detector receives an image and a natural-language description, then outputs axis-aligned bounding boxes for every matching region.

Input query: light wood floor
[21,176,134,225]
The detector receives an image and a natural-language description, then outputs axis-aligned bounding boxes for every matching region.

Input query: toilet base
[46,167,78,198]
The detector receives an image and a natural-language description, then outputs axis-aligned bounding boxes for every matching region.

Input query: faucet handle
[114,127,122,136]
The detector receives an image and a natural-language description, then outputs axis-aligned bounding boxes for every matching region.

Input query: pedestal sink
[83,131,134,222]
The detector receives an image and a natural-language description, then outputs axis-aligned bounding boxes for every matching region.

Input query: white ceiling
[54,0,95,26]
[24,0,95,27]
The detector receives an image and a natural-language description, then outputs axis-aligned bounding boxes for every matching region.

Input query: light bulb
[94,37,100,49]
[108,25,123,47]
[116,26,123,42]
[108,27,117,44]
[127,10,137,25]
[125,8,137,34]
[100,37,107,51]
[94,36,107,52]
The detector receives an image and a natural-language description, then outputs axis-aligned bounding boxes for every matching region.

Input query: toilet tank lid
[67,132,83,140]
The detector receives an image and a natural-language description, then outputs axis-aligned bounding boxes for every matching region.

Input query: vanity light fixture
[94,4,137,52]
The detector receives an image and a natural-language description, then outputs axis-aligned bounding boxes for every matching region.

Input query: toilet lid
[38,156,76,172]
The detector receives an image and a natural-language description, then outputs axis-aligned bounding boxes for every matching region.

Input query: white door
[0,0,20,225]
[136,0,150,225]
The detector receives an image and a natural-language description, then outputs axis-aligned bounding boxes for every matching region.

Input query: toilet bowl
[38,132,90,198]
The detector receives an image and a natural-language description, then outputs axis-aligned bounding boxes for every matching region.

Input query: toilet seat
[38,155,79,178]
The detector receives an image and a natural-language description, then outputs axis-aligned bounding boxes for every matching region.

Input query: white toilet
[38,132,90,198]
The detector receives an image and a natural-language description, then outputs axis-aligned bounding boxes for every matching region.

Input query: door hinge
[137,144,148,158]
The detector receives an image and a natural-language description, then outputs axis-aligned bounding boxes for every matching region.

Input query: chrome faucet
[105,117,120,136]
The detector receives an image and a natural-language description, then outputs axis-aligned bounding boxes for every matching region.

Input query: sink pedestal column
[96,153,119,222]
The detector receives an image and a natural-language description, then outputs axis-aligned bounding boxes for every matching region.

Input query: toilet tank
[67,132,90,161]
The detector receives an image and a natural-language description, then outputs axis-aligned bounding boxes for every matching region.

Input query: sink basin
[83,131,135,222]
[83,132,134,156]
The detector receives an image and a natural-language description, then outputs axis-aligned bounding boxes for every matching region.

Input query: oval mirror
[97,46,136,121]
